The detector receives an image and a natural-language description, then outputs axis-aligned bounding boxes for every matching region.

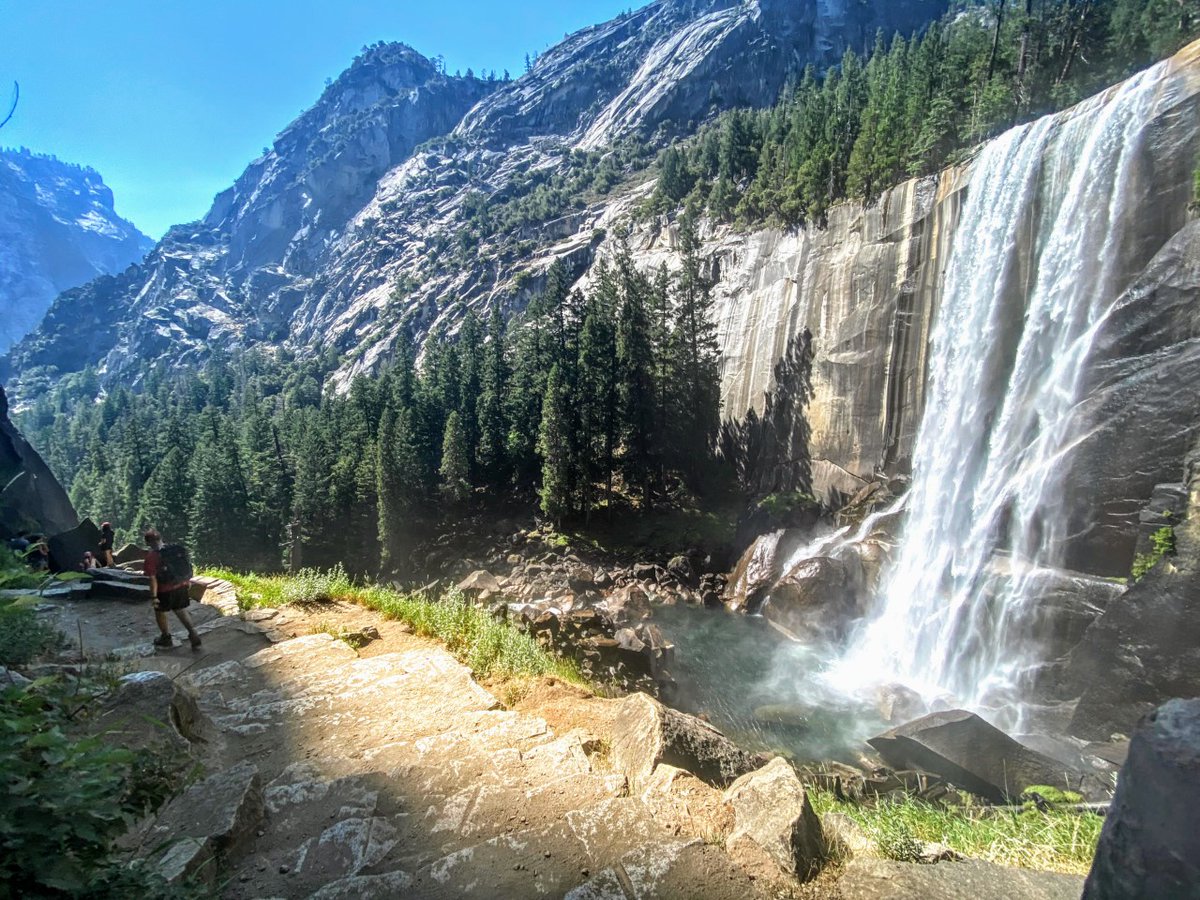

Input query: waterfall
[832,62,1168,719]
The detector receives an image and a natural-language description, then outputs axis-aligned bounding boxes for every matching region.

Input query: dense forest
[646,0,1200,226]
[16,220,724,573]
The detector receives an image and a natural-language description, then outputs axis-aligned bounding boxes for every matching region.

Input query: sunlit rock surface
[0,149,151,353]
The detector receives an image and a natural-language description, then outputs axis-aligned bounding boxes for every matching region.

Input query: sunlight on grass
[810,788,1103,875]
[203,567,586,685]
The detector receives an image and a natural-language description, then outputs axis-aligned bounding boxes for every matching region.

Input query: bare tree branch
[0,81,18,130]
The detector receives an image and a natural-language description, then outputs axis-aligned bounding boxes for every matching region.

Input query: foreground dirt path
[54,580,804,899]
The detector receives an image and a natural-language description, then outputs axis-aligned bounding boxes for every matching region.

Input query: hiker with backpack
[142,528,202,650]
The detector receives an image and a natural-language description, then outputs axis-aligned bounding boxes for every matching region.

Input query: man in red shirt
[143,528,202,650]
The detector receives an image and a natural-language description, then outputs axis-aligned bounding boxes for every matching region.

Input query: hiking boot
[153,633,174,648]
[189,634,203,650]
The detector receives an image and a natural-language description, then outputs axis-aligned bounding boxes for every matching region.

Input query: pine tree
[614,242,657,506]
[377,404,425,572]
[667,212,722,489]
[439,411,472,505]
[189,412,250,567]
[477,303,510,492]
[577,262,620,513]
[456,310,484,483]
[537,364,573,522]
[137,446,193,545]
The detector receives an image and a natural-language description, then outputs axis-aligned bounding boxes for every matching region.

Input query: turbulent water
[832,61,1169,721]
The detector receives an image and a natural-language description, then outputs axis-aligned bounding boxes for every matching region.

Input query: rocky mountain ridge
[0,148,151,354]
[0,0,947,394]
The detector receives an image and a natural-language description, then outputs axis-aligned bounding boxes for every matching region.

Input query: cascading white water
[833,62,1168,718]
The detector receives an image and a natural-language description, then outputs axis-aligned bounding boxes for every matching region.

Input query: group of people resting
[9,521,202,652]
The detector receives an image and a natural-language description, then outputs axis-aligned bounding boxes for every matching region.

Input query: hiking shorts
[157,585,191,612]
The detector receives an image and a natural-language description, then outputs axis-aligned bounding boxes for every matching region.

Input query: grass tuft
[810,788,1103,875]
[204,568,586,685]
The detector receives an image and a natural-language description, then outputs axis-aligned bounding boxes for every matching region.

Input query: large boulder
[723,757,826,879]
[761,556,861,641]
[113,542,148,565]
[1062,441,1200,740]
[95,670,206,753]
[144,762,265,886]
[610,692,762,790]
[1082,699,1200,899]
[456,569,503,596]
[724,528,809,610]
[868,710,1086,803]
[0,385,77,536]
[47,517,102,572]
[597,583,651,625]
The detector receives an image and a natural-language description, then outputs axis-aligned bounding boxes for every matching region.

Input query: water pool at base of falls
[651,604,885,764]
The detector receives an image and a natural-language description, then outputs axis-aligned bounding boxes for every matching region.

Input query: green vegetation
[207,568,585,684]
[756,491,820,518]
[0,679,190,898]
[648,0,1199,228]
[21,215,724,578]
[1131,525,1177,580]
[810,788,1103,875]
[0,549,68,667]
[0,606,63,668]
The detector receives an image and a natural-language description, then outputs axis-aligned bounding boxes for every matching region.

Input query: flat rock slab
[90,579,152,602]
[869,709,1085,802]
[838,859,1085,900]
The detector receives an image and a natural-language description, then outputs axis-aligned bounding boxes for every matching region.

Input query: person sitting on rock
[26,537,48,571]
[79,551,98,571]
[98,522,115,568]
[143,528,201,650]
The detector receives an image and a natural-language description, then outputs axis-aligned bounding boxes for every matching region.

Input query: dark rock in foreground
[869,709,1086,803]
[0,384,77,537]
[1082,698,1200,900]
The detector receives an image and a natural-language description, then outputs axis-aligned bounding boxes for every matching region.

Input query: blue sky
[0,0,637,238]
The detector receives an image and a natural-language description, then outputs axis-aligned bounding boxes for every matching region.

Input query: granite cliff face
[1,0,946,391]
[0,149,151,354]
[0,384,76,536]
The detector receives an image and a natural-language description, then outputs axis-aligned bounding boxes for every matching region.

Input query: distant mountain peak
[0,149,151,354]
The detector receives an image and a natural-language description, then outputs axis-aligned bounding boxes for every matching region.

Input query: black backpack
[157,543,194,584]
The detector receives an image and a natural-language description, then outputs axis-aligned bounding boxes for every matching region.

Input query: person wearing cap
[98,522,115,568]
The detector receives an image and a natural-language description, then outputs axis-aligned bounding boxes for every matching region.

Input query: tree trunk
[987,0,1007,82]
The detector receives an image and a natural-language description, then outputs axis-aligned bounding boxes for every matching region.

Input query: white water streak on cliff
[835,62,1165,712]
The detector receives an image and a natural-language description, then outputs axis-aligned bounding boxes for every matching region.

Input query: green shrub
[756,491,820,517]
[0,680,187,897]
[278,564,354,605]
[0,606,63,667]
[1131,525,1176,581]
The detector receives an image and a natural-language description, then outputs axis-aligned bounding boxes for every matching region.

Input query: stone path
[44,578,1089,899]
[81,580,796,899]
